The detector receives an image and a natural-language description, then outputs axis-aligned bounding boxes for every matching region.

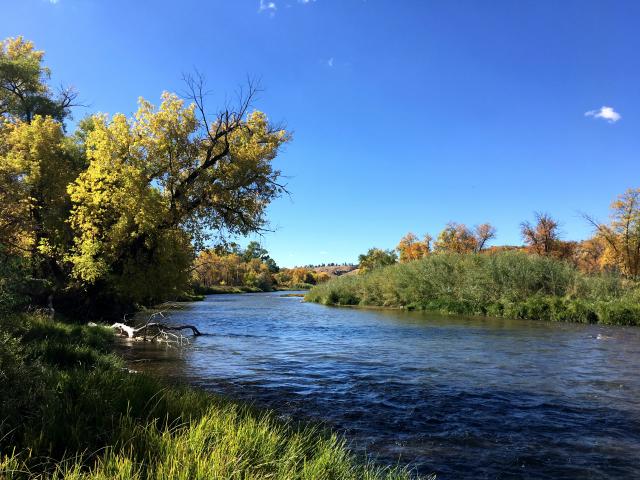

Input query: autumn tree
[432,222,496,254]
[289,268,316,286]
[192,249,274,291]
[572,237,607,274]
[585,189,640,277]
[434,223,475,253]
[521,213,561,256]
[396,232,431,262]
[0,38,82,307]
[1,36,290,309]
[358,248,397,273]
[474,223,497,252]
[67,88,289,303]
[0,37,77,122]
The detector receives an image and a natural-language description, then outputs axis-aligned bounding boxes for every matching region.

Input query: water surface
[120,292,640,479]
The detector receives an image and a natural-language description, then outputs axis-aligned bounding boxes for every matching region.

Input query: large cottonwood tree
[0,36,290,308]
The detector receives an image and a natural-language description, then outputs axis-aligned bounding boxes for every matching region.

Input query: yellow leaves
[67,156,167,282]
[19,85,288,295]
[3,116,65,183]
[434,223,477,254]
[0,115,74,258]
[1,36,45,64]
[396,232,431,262]
[590,188,640,276]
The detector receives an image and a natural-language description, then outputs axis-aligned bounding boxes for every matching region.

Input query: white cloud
[47,0,59,4]
[299,0,316,3]
[327,57,334,67]
[585,106,621,123]
[259,0,277,16]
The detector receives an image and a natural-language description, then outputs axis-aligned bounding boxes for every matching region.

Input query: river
[119,292,640,479]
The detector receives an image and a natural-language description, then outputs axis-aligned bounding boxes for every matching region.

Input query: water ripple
[120,292,640,479]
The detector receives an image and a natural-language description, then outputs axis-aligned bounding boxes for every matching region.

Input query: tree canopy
[358,248,397,273]
[0,36,290,312]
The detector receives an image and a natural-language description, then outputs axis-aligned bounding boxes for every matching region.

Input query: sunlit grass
[0,314,420,480]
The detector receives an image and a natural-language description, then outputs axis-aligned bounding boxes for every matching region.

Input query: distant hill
[311,265,359,277]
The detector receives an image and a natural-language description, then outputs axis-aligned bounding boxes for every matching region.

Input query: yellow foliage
[396,232,431,262]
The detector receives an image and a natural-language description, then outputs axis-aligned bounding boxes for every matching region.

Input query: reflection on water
[118,292,640,479]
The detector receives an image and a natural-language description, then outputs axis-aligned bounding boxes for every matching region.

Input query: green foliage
[307,251,640,325]
[0,249,29,313]
[194,285,263,295]
[0,36,75,122]
[0,314,416,480]
[358,248,397,273]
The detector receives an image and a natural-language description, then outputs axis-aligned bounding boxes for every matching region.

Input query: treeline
[358,191,640,277]
[192,242,330,292]
[310,189,640,326]
[0,37,289,318]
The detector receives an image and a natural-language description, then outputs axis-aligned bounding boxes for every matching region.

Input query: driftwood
[109,310,203,344]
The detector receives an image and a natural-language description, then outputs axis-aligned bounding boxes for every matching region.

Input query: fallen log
[110,322,202,338]
[111,312,204,344]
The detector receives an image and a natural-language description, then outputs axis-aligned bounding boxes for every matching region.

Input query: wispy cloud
[326,57,334,68]
[47,0,59,4]
[585,106,621,123]
[259,0,277,16]
[299,0,316,3]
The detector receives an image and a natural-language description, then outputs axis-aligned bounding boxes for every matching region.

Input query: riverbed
[119,292,640,479]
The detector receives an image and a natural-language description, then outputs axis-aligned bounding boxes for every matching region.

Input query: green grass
[194,285,265,295]
[0,313,419,480]
[306,251,640,326]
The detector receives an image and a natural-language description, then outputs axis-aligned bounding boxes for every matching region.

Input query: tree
[521,212,560,256]
[431,222,495,254]
[290,268,316,285]
[474,223,497,252]
[585,188,640,277]
[573,237,607,274]
[243,241,268,262]
[1,36,290,309]
[433,223,476,254]
[66,87,289,302]
[396,232,431,262]
[243,241,278,272]
[0,37,82,301]
[358,248,397,273]
[0,114,82,299]
[0,36,77,123]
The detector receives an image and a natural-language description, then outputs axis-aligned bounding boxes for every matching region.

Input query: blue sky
[2,0,639,267]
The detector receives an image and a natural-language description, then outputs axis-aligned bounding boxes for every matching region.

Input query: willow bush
[306,251,640,325]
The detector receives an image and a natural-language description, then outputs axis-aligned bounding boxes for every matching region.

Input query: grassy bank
[194,285,265,295]
[306,251,640,326]
[194,284,314,295]
[0,313,416,479]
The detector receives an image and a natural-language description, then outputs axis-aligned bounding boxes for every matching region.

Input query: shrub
[306,251,639,325]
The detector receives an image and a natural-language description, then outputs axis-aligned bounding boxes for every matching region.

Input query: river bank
[306,251,640,326]
[0,312,416,479]
[119,293,640,479]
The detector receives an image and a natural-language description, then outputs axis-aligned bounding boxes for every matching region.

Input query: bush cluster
[306,251,640,325]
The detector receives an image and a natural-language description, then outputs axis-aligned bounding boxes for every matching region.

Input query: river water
[120,292,640,479]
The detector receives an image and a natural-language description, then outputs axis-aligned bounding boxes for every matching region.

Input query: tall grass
[0,313,418,479]
[306,251,640,325]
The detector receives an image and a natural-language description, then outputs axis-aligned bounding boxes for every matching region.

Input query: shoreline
[0,311,418,479]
